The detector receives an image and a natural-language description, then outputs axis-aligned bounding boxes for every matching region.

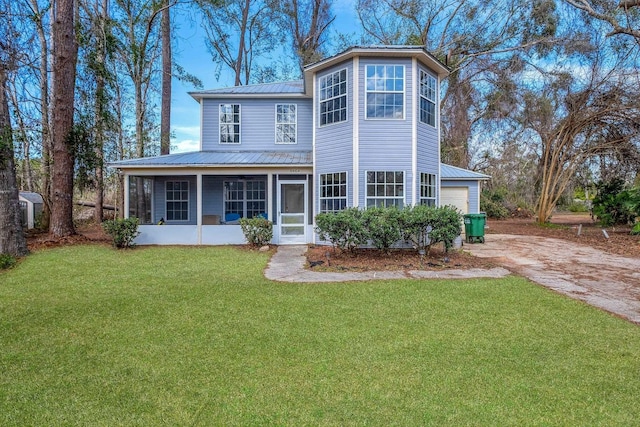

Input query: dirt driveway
[466,234,640,324]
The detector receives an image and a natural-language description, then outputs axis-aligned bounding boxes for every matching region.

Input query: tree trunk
[93,0,108,223]
[50,0,78,237]
[160,0,171,155]
[0,68,29,257]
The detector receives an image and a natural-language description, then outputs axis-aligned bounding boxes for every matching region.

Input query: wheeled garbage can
[463,213,486,243]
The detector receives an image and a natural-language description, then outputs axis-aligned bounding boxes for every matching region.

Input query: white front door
[278,180,307,244]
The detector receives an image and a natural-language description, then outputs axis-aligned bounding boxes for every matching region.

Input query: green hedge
[315,205,462,253]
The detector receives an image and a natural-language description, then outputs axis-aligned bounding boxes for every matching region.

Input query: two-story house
[110,46,489,245]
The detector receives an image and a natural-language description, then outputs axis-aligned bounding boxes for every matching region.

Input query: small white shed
[19,192,44,229]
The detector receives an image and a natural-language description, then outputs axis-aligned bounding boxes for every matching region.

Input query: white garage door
[440,187,469,214]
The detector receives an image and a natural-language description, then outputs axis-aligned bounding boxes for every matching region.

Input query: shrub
[102,217,140,249]
[592,179,636,227]
[481,189,509,219]
[362,206,402,253]
[401,205,462,254]
[0,254,16,270]
[315,208,367,252]
[239,217,273,246]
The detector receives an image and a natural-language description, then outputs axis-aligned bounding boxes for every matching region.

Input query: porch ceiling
[109,150,313,169]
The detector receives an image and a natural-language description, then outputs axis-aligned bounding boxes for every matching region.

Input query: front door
[278,181,307,244]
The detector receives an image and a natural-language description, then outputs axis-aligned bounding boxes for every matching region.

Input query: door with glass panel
[278,181,306,244]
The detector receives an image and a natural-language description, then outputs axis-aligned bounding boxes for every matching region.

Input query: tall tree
[197,0,278,85]
[564,0,640,43]
[49,0,78,237]
[160,0,171,155]
[273,0,335,72]
[0,0,29,257]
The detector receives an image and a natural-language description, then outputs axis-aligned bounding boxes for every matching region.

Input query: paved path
[265,236,640,325]
[264,245,510,283]
[466,234,640,324]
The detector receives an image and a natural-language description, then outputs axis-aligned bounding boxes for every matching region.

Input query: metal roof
[440,164,491,180]
[109,150,313,169]
[190,80,305,100]
[19,191,44,204]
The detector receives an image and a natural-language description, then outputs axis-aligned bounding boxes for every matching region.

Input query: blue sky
[169,0,360,153]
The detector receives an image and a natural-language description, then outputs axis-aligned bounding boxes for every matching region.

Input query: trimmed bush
[315,208,367,252]
[401,205,462,253]
[362,206,402,253]
[239,217,273,246]
[102,217,140,249]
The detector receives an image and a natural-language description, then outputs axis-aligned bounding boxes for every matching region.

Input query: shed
[19,192,44,229]
[440,164,490,214]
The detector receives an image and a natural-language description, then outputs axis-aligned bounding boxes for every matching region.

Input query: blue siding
[358,57,414,206]
[201,98,313,151]
[315,59,355,211]
[441,180,481,213]
[153,176,198,225]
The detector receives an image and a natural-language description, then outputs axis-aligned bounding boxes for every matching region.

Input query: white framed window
[224,180,267,220]
[419,70,437,127]
[319,68,347,126]
[366,171,404,207]
[220,104,240,143]
[365,65,404,119]
[319,172,347,213]
[275,104,297,144]
[420,173,437,206]
[166,181,189,221]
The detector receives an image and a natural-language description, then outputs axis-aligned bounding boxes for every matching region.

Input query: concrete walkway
[466,234,640,324]
[264,245,510,283]
[264,237,640,325]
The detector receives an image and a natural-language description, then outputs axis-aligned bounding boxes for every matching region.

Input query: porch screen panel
[224,180,267,219]
[166,181,189,221]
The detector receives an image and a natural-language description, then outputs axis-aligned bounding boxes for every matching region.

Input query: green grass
[1,245,639,426]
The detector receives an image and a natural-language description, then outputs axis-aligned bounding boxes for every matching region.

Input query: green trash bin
[463,213,486,243]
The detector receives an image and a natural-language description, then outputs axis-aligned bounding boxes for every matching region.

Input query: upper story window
[220,104,240,144]
[319,68,347,126]
[366,65,404,119]
[419,70,437,127]
[275,104,297,144]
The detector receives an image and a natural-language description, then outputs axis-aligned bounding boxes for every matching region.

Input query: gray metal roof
[190,80,305,99]
[19,191,44,204]
[109,150,313,168]
[440,164,491,180]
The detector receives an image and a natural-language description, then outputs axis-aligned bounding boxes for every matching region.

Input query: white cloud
[171,139,199,153]
[172,125,200,138]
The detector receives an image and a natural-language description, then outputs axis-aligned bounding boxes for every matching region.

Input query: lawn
[1,245,639,426]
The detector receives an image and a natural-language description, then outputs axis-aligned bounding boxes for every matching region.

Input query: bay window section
[420,173,437,206]
[319,68,347,126]
[366,171,404,207]
[419,70,436,126]
[366,65,404,119]
[220,104,240,143]
[276,104,297,144]
[319,172,347,213]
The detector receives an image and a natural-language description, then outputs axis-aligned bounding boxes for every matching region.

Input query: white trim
[353,57,359,207]
[412,58,418,207]
[123,174,130,219]
[199,102,204,151]
[267,173,274,222]
[219,103,241,144]
[364,64,406,120]
[437,73,442,207]
[277,179,308,244]
[318,67,348,127]
[197,173,202,244]
[274,103,298,144]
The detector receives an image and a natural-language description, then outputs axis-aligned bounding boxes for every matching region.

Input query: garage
[440,186,469,214]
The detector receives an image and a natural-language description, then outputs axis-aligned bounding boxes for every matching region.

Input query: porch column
[267,172,274,222]
[197,173,202,245]
[123,173,130,219]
